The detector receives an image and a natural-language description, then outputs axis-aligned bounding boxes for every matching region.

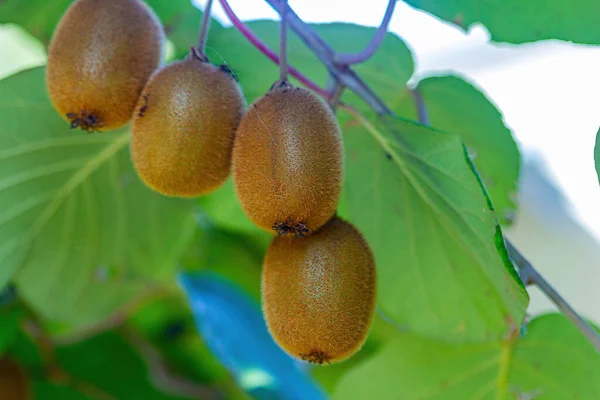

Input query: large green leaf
[404,0,600,45]
[340,112,527,341]
[0,67,196,327]
[209,20,414,104]
[397,75,520,225]
[334,314,600,399]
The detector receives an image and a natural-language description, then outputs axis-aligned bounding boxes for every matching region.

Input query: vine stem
[505,239,600,352]
[218,0,391,113]
[279,0,289,82]
[334,0,397,65]
[196,0,215,60]
[217,0,327,97]
[327,74,345,109]
[263,0,392,114]
[411,89,430,126]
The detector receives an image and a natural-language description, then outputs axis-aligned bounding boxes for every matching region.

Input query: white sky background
[198,0,600,242]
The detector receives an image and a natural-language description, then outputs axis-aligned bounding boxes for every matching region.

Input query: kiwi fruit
[131,57,246,197]
[232,83,344,237]
[262,217,376,364]
[46,0,164,132]
[0,357,29,400]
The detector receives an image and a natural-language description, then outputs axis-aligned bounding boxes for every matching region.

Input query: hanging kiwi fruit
[130,49,246,197]
[231,82,344,237]
[230,0,344,238]
[261,217,377,364]
[46,0,165,132]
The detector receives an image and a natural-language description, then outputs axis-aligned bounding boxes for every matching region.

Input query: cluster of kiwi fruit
[46,0,376,365]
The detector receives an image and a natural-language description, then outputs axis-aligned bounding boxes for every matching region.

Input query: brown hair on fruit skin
[131,58,247,198]
[0,357,29,400]
[46,0,164,132]
[232,83,344,237]
[262,217,377,365]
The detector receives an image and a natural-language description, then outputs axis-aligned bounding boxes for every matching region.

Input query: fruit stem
[326,75,344,109]
[334,0,397,65]
[218,0,328,97]
[196,0,215,61]
[262,0,392,114]
[410,88,430,126]
[279,0,289,82]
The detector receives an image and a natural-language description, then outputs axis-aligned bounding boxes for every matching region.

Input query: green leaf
[127,294,229,384]
[55,330,193,399]
[0,0,70,46]
[0,306,22,355]
[181,223,267,303]
[5,329,87,399]
[397,75,520,225]
[0,67,196,327]
[404,0,600,45]
[334,314,600,399]
[210,21,414,104]
[32,382,88,400]
[11,326,207,399]
[340,112,527,341]
[198,178,271,240]
[311,312,403,394]
[127,293,250,400]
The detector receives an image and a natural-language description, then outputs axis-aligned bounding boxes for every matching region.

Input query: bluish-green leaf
[404,0,600,45]
[340,112,527,341]
[334,314,600,399]
[0,67,196,327]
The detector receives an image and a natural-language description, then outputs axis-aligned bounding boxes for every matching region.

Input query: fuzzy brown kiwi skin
[0,357,29,400]
[262,217,377,365]
[131,58,247,198]
[46,0,165,132]
[232,83,344,237]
